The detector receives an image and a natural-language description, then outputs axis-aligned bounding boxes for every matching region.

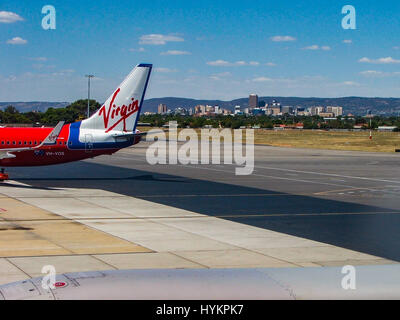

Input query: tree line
[0,99,100,125]
[139,114,400,131]
[1,99,400,130]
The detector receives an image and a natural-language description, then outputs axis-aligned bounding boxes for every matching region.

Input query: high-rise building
[309,106,324,116]
[249,94,258,109]
[157,104,167,114]
[271,107,281,116]
[326,106,343,117]
[194,105,206,114]
[281,106,293,115]
[295,107,305,116]
[252,108,264,116]
[234,105,242,115]
[271,100,281,107]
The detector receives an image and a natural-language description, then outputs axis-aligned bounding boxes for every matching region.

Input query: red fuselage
[0,124,140,167]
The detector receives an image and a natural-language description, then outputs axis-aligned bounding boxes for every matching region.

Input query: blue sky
[1,0,400,102]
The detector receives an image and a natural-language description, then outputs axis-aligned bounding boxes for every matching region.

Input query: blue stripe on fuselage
[68,121,134,150]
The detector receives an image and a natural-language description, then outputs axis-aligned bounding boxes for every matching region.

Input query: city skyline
[1,1,400,102]
[154,95,344,118]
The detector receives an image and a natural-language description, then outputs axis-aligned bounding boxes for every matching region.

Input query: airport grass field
[252,130,400,153]
[138,127,400,153]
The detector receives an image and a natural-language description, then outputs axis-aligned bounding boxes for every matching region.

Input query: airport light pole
[369,117,372,140]
[85,74,94,118]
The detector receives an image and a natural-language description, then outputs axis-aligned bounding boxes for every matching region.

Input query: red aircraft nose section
[0,171,9,181]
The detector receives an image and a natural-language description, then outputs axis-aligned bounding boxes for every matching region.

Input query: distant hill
[0,102,69,113]
[3,97,400,116]
[142,96,400,116]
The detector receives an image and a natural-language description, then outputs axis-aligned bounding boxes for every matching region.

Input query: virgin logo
[98,88,139,133]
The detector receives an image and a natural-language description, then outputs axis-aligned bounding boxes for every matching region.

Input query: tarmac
[0,142,399,285]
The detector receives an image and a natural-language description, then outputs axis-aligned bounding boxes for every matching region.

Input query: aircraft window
[18,141,21,145]
[7,141,9,145]
[34,141,37,145]
[29,141,32,145]
[13,141,16,145]
[24,142,27,145]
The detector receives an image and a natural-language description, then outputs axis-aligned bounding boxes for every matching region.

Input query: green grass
[137,127,400,153]
[253,130,400,153]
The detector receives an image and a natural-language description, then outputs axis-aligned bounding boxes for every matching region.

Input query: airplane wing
[112,129,167,140]
[0,121,65,160]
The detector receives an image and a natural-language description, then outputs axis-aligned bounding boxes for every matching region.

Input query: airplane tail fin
[81,64,152,133]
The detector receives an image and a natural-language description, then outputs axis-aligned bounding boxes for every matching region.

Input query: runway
[0,142,399,285]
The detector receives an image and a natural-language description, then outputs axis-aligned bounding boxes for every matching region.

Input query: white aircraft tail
[81,64,152,133]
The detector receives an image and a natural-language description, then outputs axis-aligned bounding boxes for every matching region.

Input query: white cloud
[206,60,230,66]
[29,57,47,61]
[359,56,400,64]
[0,11,23,23]
[271,35,296,42]
[160,50,191,55]
[209,71,232,80]
[359,70,384,77]
[359,70,400,77]
[341,81,360,86]
[304,45,319,50]
[303,45,330,51]
[213,72,231,77]
[343,39,352,44]
[253,77,273,82]
[209,76,221,81]
[155,67,178,73]
[7,37,27,45]
[129,47,145,52]
[206,60,260,67]
[32,63,55,70]
[60,69,75,73]
[265,62,276,67]
[51,69,75,76]
[139,34,184,45]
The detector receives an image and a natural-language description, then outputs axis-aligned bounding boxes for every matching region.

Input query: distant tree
[4,105,18,114]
